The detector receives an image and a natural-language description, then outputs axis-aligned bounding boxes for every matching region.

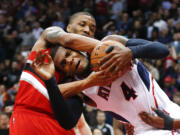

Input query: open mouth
[75,60,81,71]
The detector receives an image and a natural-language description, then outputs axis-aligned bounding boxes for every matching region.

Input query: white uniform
[83,61,180,135]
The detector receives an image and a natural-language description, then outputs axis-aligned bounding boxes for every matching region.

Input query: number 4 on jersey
[121,82,137,101]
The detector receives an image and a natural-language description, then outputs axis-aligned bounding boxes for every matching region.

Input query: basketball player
[9,12,119,135]
[31,34,180,135]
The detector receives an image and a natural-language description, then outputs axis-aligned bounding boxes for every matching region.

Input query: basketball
[91,40,122,71]
[91,44,108,71]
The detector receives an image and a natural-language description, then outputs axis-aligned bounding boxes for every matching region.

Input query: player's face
[67,15,96,38]
[54,47,89,76]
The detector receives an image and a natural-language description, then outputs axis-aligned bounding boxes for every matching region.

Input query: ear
[66,24,72,33]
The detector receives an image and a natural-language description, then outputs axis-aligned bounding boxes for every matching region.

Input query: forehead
[72,15,96,25]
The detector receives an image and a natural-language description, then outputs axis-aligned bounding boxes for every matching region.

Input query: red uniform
[9,50,75,135]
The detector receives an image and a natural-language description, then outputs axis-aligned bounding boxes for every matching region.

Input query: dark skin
[139,108,180,130]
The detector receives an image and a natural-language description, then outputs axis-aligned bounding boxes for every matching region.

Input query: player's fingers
[46,54,52,61]
[139,112,148,120]
[36,51,43,64]
[103,61,118,74]
[99,53,114,66]
[151,107,156,112]
[105,46,114,53]
[100,54,119,70]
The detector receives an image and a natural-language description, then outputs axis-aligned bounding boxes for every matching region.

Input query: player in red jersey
[10,12,123,135]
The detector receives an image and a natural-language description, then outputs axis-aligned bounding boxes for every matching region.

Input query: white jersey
[83,61,180,135]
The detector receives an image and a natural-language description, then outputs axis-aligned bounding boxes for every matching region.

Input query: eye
[61,59,66,67]
[65,50,71,57]
[90,25,96,32]
[79,22,85,27]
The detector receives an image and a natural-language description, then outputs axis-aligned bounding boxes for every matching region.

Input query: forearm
[173,119,180,130]
[61,33,100,54]
[44,26,100,54]
[77,114,92,135]
[102,35,169,59]
[45,77,83,130]
[59,79,93,99]
[127,39,169,59]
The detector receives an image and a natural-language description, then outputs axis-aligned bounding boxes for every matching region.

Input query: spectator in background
[132,19,147,38]
[0,113,9,135]
[95,110,114,135]
[158,27,173,44]
[19,24,35,51]
[173,92,180,105]
[149,27,159,41]
[144,60,160,81]
[175,64,180,90]
[170,32,180,55]
[117,12,132,32]
[0,84,7,111]
[111,0,125,20]
[32,22,43,41]
[163,75,177,100]
[93,128,103,135]
[83,105,97,130]
[153,12,167,32]
[52,14,66,30]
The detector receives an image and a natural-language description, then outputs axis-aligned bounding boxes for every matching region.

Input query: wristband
[155,109,174,130]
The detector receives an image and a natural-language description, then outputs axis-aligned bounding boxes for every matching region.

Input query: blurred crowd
[0,0,179,134]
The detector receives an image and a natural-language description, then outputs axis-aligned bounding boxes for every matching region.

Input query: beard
[76,54,91,78]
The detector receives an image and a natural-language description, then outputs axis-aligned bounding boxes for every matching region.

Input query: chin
[76,62,91,78]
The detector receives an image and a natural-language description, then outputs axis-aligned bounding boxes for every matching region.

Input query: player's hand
[86,70,118,86]
[139,108,164,129]
[99,45,133,76]
[125,123,134,135]
[31,50,55,80]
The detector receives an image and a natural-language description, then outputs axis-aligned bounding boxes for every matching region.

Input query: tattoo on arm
[44,26,65,43]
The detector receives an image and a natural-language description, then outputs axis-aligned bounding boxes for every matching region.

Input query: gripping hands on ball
[91,40,133,76]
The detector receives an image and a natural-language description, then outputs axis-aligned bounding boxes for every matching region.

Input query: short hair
[69,12,95,24]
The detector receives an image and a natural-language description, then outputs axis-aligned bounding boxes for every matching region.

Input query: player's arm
[139,108,180,130]
[100,35,169,74]
[45,77,83,130]
[76,114,92,135]
[58,71,117,98]
[32,26,100,54]
[31,52,83,130]
[32,50,116,99]
[102,35,169,59]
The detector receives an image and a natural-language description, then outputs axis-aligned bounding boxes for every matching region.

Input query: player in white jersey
[83,59,180,135]
[31,34,177,135]
[82,37,180,135]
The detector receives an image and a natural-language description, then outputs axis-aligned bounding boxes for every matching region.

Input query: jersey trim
[20,71,49,99]
[151,76,158,108]
[137,62,150,91]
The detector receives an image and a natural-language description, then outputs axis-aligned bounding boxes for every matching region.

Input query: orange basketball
[91,44,109,71]
[91,40,125,71]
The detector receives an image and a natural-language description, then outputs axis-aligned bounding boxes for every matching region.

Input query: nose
[65,57,73,65]
[83,26,90,35]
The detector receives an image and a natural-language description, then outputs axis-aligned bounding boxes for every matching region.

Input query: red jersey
[10,50,75,135]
